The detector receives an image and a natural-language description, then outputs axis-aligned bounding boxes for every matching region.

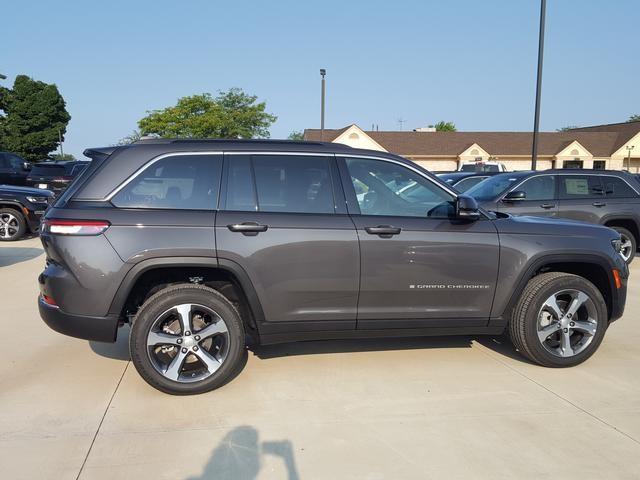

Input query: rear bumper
[38,296,119,342]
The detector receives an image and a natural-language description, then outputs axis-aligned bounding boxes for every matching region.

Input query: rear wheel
[130,284,245,395]
[610,226,636,264]
[509,272,607,367]
[0,208,26,241]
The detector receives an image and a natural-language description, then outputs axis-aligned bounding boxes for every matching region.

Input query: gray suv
[38,140,628,395]
[465,170,640,263]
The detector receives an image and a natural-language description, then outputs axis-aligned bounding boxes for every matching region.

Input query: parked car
[465,169,640,263]
[458,161,507,172]
[437,171,501,193]
[0,152,31,186]
[26,161,90,194]
[38,140,628,394]
[0,184,54,241]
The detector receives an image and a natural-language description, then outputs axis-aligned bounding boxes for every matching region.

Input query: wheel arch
[602,215,639,243]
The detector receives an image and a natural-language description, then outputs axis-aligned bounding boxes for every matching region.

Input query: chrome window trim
[499,172,640,202]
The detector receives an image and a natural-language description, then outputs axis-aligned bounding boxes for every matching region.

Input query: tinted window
[226,156,257,211]
[454,176,488,193]
[517,175,555,201]
[30,164,67,176]
[559,175,603,199]
[465,174,523,201]
[602,176,637,198]
[253,155,334,214]
[112,154,222,210]
[345,158,455,218]
[7,155,23,169]
[0,155,7,168]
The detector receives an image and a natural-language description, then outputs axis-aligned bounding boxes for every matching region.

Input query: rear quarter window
[602,177,638,198]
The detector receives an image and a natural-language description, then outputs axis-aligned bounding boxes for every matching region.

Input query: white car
[458,161,507,172]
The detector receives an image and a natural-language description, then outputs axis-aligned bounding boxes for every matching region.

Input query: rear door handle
[540,203,556,209]
[227,222,268,236]
[365,225,402,237]
[592,202,607,207]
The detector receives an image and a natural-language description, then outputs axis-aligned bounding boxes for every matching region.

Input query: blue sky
[3,0,639,158]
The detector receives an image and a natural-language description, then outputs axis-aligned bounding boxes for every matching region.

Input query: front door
[215,154,359,332]
[497,174,558,218]
[339,156,500,329]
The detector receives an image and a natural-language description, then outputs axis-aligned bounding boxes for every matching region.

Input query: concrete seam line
[473,340,640,446]
[76,361,130,480]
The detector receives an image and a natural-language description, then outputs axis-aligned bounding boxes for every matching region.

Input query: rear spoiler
[83,146,118,162]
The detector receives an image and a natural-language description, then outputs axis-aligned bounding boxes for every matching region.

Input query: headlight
[26,196,49,203]
[612,238,623,254]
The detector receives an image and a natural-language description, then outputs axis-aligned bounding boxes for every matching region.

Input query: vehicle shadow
[252,334,474,359]
[0,246,43,267]
[186,425,300,480]
[474,334,537,366]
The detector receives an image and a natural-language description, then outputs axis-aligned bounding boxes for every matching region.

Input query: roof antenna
[398,118,406,131]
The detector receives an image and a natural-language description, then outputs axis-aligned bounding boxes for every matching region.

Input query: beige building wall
[411,159,458,172]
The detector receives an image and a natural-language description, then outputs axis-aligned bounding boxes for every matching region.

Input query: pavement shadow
[187,426,300,480]
[90,325,131,361]
[474,334,538,366]
[0,246,43,267]
[252,334,473,359]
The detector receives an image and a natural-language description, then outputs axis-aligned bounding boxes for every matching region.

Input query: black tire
[0,208,27,241]
[610,226,636,264]
[130,284,246,395]
[509,272,608,367]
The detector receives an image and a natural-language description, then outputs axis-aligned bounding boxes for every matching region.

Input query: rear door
[498,174,558,217]
[215,153,359,332]
[556,174,605,223]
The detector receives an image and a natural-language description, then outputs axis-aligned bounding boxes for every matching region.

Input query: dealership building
[303,121,640,172]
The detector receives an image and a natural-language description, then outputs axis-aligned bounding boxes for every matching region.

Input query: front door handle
[227,222,268,236]
[365,225,402,237]
[540,203,556,209]
[592,202,607,207]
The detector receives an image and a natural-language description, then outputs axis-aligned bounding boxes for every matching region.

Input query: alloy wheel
[0,212,19,240]
[619,233,634,262]
[537,289,598,358]
[146,303,230,383]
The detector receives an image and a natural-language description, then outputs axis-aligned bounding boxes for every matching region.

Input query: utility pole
[58,129,64,159]
[320,69,326,141]
[531,0,546,171]
[626,145,635,171]
[398,118,406,131]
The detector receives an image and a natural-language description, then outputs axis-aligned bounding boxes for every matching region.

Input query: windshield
[464,174,524,201]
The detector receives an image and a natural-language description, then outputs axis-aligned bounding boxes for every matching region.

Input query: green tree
[288,130,304,141]
[628,114,640,122]
[429,121,456,132]
[116,130,142,145]
[556,125,579,132]
[49,153,75,161]
[138,88,277,139]
[0,75,71,162]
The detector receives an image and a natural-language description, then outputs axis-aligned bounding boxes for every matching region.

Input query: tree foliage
[138,88,277,139]
[556,125,579,131]
[49,153,75,161]
[116,130,142,145]
[429,121,456,132]
[628,114,640,123]
[0,75,71,162]
[288,130,304,141]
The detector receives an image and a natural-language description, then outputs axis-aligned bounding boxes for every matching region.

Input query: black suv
[0,152,30,186]
[0,185,54,240]
[26,161,90,194]
[465,170,640,263]
[38,140,628,394]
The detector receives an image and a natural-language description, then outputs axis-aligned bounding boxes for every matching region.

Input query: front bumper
[38,296,119,342]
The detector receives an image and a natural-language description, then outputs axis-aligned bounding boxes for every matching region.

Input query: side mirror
[456,195,480,220]
[23,162,32,171]
[503,190,526,201]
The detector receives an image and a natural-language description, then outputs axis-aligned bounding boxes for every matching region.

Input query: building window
[470,149,480,156]
[348,133,359,140]
[593,160,606,170]
[563,160,583,169]
[570,149,580,156]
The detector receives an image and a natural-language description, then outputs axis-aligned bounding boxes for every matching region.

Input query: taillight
[41,294,58,307]
[43,219,110,236]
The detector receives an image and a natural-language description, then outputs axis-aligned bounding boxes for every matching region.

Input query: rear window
[602,177,637,198]
[30,164,67,176]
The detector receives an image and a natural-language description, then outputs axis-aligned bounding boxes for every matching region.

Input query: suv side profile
[465,170,640,263]
[0,185,54,241]
[38,140,628,395]
[0,152,30,186]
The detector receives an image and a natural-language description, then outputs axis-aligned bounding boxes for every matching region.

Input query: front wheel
[611,226,636,264]
[0,208,26,241]
[509,272,608,367]
[130,284,246,395]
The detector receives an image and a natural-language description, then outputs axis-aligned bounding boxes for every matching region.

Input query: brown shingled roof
[304,127,624,157]
[569,121,640,153]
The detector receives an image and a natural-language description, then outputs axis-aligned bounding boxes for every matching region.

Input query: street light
[320,69,326,141]
[531,0,546,170]
[626,145,635,171]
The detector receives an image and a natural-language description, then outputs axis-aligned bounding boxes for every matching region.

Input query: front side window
[454,176,487,193]
[465,174,523,202]
[602,177,637,198]
[112,154,222,210]
[345,158,455,218]
[559,175,603,199]
[516,175,556,201]
[8,155,24,170]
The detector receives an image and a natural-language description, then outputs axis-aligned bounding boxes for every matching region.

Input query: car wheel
[130,284,245,395]
[509,272,607,367]
[0,208,27,241]
[611,227,636,264]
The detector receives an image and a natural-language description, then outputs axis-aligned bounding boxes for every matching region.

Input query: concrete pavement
[1,236,639,479]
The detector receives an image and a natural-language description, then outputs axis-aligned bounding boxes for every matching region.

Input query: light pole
[626,145,635,172]
[320,69,326,141]
[58,129,64,159]
[531,0,546,171]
